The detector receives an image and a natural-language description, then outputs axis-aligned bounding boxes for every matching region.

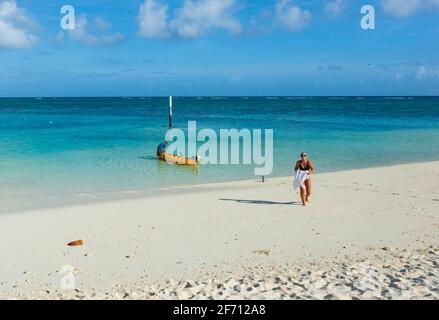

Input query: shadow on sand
[219,198,301,206]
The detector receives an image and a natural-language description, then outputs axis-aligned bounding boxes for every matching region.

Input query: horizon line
[0,95,438,99]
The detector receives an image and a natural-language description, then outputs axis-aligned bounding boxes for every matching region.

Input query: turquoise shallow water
[1,97,439,202]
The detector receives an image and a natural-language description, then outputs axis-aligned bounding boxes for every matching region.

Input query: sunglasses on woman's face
[301,155,307,157]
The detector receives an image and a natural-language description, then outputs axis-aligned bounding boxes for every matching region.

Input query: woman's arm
[308,161,315,174]
[294,161,299,172]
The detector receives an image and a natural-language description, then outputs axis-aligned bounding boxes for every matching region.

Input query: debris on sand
[67,240,84,247]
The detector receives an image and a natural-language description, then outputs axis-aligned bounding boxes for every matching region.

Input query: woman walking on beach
[294,152,315,206]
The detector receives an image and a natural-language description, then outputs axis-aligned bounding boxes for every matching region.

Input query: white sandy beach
[1,161,438,300]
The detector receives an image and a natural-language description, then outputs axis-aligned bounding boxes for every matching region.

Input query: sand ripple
[8,246,439,300]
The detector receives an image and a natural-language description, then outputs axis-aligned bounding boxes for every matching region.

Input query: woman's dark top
[298,161,311,171]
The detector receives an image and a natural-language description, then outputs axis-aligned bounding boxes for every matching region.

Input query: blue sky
[0,0,438,96]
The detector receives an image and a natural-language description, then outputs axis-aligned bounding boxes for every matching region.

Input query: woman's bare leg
[305,179,312,202]
[300,187,307,206]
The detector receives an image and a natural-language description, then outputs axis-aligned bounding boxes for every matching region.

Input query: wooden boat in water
[158,153,199,166]
[156,97,199,166]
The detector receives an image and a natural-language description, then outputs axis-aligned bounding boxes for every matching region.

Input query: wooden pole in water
[169,96,173,129]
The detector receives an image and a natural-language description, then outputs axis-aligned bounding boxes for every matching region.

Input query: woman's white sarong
[293,170,309,192]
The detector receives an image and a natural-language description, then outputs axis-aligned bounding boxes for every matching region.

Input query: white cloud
[391,72,403,80]
[416,66,428,79]
[138,0,170,39]
[415,66,439,79]
[246,9,273,36]
[229,74,241,83]
[138,0,241,39]
[0,0,38,49]
[275,0,311,32]
[170,0,241,39]
[430,0,439,8]
[93,16,111,31]
[381,0,422,17]
[325,0,344,17]
[381,0,439,17]
[67,15,125,46]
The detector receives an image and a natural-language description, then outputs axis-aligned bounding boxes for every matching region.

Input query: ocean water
[1,97,439,211]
